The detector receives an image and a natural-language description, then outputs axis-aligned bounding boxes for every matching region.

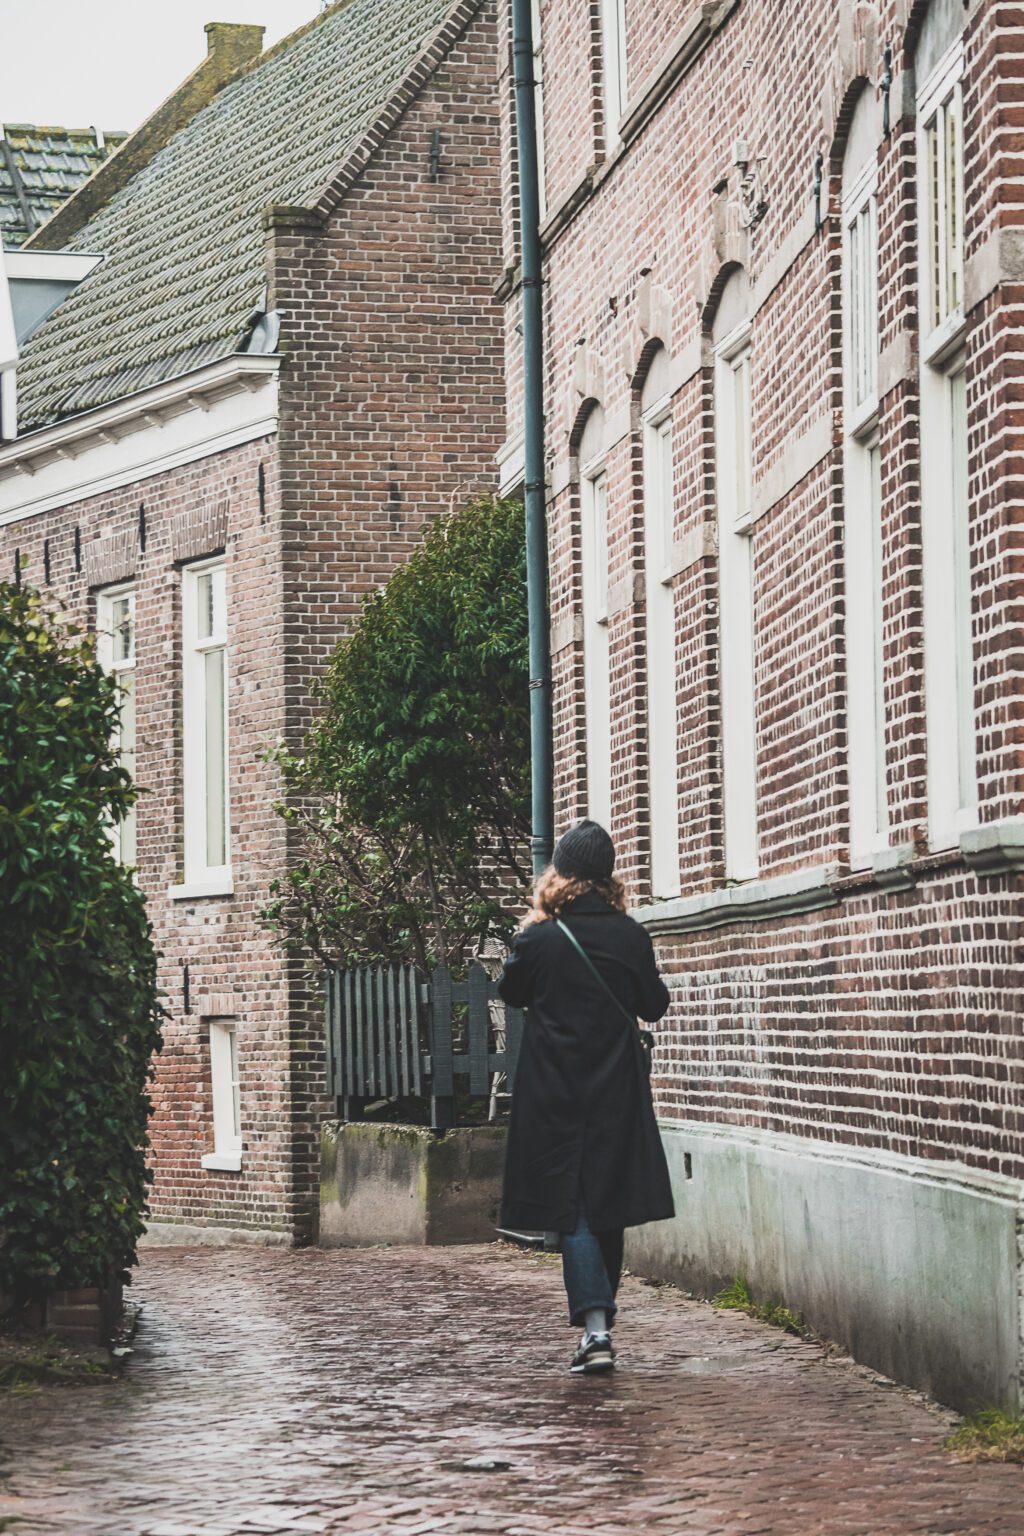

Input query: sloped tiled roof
[16,0,466,432]
[0,125,127,248]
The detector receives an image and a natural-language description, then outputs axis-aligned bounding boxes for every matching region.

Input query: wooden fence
[324,961,524,1130]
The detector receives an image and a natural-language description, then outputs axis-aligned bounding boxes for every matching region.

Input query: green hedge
[0,584,163,1299]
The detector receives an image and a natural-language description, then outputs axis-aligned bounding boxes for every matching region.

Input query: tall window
[642,352,680,898]
[182,559,230,887]
[714,285,758,882]
[842,90,888,866]
[97,584,137,866]
[530,0,547,221]
[202,1019,242,1172]
[600,0,628,153]
[917,33,974,846]
[579,409,611,827]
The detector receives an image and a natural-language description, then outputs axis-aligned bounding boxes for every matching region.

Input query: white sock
[584,1308,609,1338]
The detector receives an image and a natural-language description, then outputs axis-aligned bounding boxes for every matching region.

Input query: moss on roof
[0,125,127,249]
[15,0,460,431]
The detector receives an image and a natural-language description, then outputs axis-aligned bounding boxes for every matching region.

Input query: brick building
[498,0,1023,1409]
[0,0,504,1244]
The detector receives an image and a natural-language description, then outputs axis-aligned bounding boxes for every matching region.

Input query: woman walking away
[498,820,675,1375]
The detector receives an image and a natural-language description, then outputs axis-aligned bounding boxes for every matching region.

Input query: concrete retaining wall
[627,1122,1024,1413]
[319,1122,506,1247]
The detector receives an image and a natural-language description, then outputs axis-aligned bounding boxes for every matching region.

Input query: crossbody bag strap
[555,919,637,1028]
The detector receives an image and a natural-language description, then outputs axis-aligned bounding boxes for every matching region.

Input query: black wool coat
[497,891,675,1235]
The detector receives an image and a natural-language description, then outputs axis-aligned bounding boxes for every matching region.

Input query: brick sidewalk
[0,1244,1018,1535]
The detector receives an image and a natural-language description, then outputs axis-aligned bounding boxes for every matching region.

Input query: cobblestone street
[0,1245,1020,1536]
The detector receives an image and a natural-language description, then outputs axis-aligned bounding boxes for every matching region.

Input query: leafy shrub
[265,496,531,970]
[0,584,163,1300]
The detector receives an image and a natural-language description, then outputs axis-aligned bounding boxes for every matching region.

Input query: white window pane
[582,471,612,826]
[229,1028,241,1140]
[601,0,628,145]
[869,445,888,839]
[196,572,214,640]
[644,415,680,898]
[716,346,758,880]
[112,594,134,663]
[204,647,227,868]
[927,114,943,330]
[950,368,976,812]
[595,473,609,612]
[946,92,964,316]
[210,1022,242,1156]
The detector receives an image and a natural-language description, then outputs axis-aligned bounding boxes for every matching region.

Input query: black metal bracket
[813,149,824,233]
[74,526,82,574]
[138,502,147,554]
[428,128,442,182]
[43,539,51,586]
[882,42,893,138]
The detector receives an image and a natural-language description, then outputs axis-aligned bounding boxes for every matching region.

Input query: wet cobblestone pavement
[0,1244,1019,1535]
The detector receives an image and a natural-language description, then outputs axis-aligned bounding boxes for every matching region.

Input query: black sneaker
[570,1332,615,1374]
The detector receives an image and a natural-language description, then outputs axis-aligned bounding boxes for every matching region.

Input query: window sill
[634,863,842,934]
[921,310,966,370]
[201,1152,242,1173]
[168,875,234,901]
[960,817,1024,873]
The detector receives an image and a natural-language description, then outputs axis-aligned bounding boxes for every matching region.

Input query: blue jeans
[561,1209,624,1329]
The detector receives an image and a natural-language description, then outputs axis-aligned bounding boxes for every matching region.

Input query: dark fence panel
[325,960,523,1129]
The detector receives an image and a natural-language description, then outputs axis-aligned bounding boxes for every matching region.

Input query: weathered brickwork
[500,0,1024,1176]
[0,442,295,1237]
[0,1,504,1240]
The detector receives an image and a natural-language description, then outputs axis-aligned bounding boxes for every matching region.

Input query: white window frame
[600,0,628,153]
[715,321,759,883]
[179,557,232,895]
[642,399,680,898]
[96,582,137,868]
[581,458,612,829]
[530,0,547,222]
[917,40,976,848]
[201,1019,242,1172]
[918,41,965,365]
[842,158,889,867]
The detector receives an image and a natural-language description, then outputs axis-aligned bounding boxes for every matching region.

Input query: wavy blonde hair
[522,864,628,926]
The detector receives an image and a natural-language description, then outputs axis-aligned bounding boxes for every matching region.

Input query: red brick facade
[0,2,504,1241]
[499,0,1024,1179]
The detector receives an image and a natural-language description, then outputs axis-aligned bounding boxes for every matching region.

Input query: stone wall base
[627,1122,1024,1414]
[141,1221,292,1248]
[319,1121,506,1247]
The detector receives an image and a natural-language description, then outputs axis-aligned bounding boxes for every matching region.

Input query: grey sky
[1,1,321,134]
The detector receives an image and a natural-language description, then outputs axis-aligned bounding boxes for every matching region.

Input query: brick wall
[500,0,1024,1174]
[268,0,506,1236]
[0,3,506,1242]
[0,440,296,1238]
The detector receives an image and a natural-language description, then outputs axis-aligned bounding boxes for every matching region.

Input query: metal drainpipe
[511,0,553,878]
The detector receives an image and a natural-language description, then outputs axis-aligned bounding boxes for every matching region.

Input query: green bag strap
[555,918,638,1029]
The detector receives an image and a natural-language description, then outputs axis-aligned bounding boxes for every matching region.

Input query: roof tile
[15,0,459,431]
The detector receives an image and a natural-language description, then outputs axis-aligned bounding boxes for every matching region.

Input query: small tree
[266,496,531,970]
[0,583,163,1301]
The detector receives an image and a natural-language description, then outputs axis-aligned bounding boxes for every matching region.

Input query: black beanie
[552,819,615,882]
